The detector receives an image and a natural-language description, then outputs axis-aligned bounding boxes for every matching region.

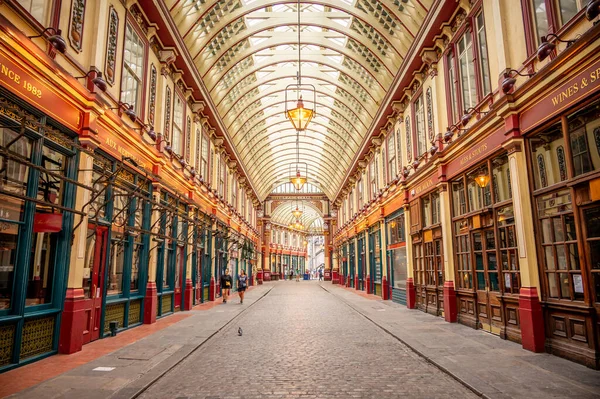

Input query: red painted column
[355,274,359,290]
[406,278,416,309]
[519,287,545,352]
[143,281,157,324]
[366,275,372,294]
[347,275,351,287]
[59,288,86,354]
[184,279,193,310]
[332,269,339,284]
[382,276,389,300]
[443,281,457,322]
[209,276,216,301]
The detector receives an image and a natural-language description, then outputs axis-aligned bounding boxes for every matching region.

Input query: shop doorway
[349,242,355,288]
[423,238,444,316]
[473,229,502,335]
[174,246,184,311]
[582,206,600,329]
[82,226,108,344]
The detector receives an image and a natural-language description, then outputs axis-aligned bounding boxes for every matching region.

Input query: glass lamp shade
[292,207,303,218]
[290,170,307,191]
[475,173,491,188]
[286,96,314,131]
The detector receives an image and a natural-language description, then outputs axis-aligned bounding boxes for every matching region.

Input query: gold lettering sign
[104,135,146,169]
[551,66,600,107]
[412,177,435,197]
[460,143,489,166]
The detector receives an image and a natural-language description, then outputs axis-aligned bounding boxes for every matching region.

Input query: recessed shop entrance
[82,226,108,344]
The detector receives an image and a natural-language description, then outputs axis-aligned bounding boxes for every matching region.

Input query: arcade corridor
[4,281,599,399]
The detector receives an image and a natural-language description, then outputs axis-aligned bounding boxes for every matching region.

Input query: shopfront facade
[387,210,407,305]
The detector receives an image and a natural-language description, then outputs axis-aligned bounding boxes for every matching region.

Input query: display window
[450,153,520,340]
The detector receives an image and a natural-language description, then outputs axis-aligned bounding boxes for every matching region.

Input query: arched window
[537,154,548,188]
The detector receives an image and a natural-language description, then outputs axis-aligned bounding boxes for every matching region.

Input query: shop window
[15,0,50,25]
[455,221,473,289]
[121,23,146,115]
[388,130,397,179]
[201,134,209,180]
[26,226,57,306]
[452,180,467,216]
[537,189,583,300]
[467,168,492,212]
[0,229,18,310]
[568,99,600,177]
[498,206,520,294]
[530,123,566,189]
[422,197,431,227]
[388,214,405,244]
[583,207,600,303]
[431,192,440,225]
[415,94,427,157]
[391,246,407,290]
[38,146,65,205]
[172,96,184,156]
[413,243,424,287]
[83,231,95,299]
[0,128,32,218]
[107,234,125,296]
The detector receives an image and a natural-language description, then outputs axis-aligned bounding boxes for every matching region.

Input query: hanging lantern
[290,169,307,191]
[292,201,303,218]
[475,171,491,188]
[286,95,314,131]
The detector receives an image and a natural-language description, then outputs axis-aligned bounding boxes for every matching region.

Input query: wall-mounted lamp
[587,0,600,21]
[28,27,66,54]
[537,33,576,62]
[501,69,534,94]
[110,102,136,122]
[75,70,107,92]
[461,107,489,127]
[134,123,156,140]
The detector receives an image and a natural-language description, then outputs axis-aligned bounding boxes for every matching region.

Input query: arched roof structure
[167,0,432,200]
[270,201,324,233]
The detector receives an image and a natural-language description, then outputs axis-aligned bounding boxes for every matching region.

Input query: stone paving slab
[321,283,600,399]
[7,285,272,399]
[139,281,478,399]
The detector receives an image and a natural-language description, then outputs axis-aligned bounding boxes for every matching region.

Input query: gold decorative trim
[20,316,54,360]
[0,324,15,367]
[103,303,125,334]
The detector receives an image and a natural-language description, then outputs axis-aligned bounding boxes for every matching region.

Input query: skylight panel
[330,18,351,28]
[327,37,346,46]
[247,18,267,27]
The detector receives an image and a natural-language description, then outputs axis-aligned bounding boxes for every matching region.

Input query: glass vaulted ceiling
[167,0,431,200]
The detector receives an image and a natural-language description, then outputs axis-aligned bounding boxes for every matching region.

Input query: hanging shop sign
[33,212,63,233]
[444,126,505,178]
[521,56,600,132]
[0,47,81,131]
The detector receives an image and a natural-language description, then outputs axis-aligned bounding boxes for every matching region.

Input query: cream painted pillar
[59,151,93,354]
[505,138,545,352]
[364,226,372,293]
[143,186,161,323]
[404,205,416,308]
[353,235,359,289]
[439,184,457,321]
[67,152,93,290]
[184,207,195,310]
[379,217,390,299]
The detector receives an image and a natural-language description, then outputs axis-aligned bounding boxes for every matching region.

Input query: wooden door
[174,245,184,311]
[82,226,107,344]
[582,206,600,350]
[474,229,502,334]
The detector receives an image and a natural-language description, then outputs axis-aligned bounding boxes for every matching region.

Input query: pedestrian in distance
[289,269,294,281]
[319,270,323,281]
[238,269,248,304]
[221,268,232,304]
[296,268,300,282]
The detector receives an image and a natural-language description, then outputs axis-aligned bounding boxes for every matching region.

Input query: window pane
[26,228,57,306]
[0,128,32,221]
[120,24,145,114]
[16,0,48,24]
[532,0,549,44]
[108,235,125,295]
[415,95,427,156]
[548,273,559,297]
[530,123,566,189]
[476,12,491,95]
[0,228,19,310]
[557,0,582,26]
[568,98,600,177]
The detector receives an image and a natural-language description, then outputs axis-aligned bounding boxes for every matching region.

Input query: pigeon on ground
[238,327,243,336]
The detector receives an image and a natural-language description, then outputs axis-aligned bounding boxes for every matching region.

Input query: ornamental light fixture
[537,33,576,62]
[28,27,67,54]
[292,200,303,218]
[75,70,107,92]
[501,68,534,94]
[289,130,308,191]
[475,169,491,188]
[587,0,600,20]
[111,102,136,122]
[284,0,316,132]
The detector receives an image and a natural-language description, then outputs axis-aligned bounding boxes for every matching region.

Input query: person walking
[221,268,232,304]
[295,268,300,282]
[289,269,294,281]
[238,269,248,304]
[319,270,323,281]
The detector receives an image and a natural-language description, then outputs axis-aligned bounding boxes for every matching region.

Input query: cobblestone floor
[139,281,477,399]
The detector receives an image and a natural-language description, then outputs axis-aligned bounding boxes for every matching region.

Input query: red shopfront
[520,53,600,368]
